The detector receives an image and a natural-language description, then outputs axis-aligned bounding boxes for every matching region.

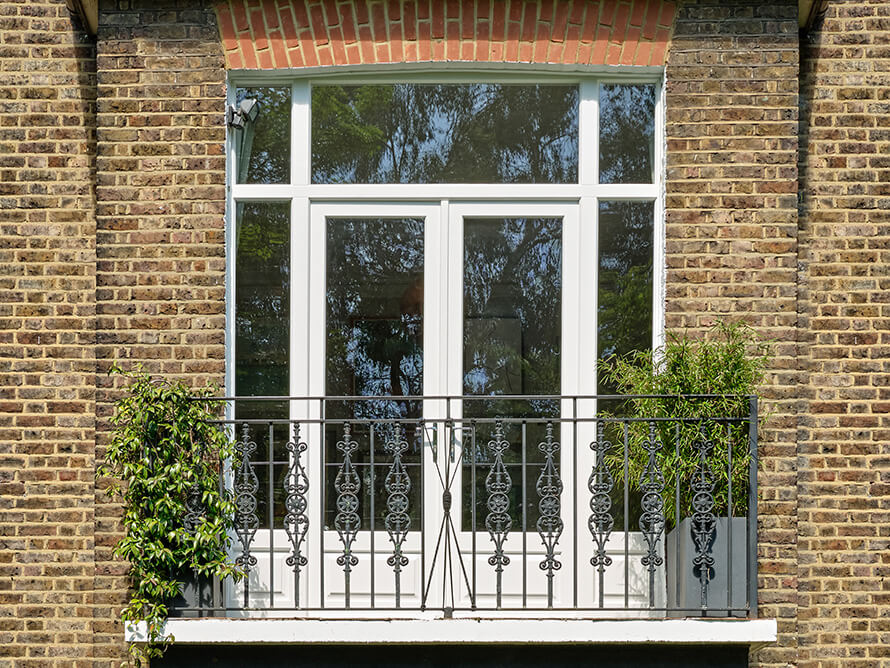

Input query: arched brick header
[215,0,676,70]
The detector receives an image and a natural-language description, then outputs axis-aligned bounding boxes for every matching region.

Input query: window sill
[126,617,777,649]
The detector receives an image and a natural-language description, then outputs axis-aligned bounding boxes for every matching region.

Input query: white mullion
[225,81,237,403]
[306,204,326,399]
[306,202,326,609]
[290,198,310,401]
[440,198,455,402]
[560,202,581,611]
[653,77,667,354]
[578,196,598,398]
[579,81,598,186]
[292,81,311,186]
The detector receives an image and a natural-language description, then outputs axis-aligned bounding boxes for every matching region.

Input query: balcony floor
[127,617,777,649]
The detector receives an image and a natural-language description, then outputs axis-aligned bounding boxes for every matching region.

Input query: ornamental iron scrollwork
[283,422,309,607]
[485,420,512,608]
[334,422,361,607]
[183,481,204,535]
[383,423,412,608]
[589,421,615,607]
[233,422,259,573]
[536,422,563,607]
[639,420,665,608]
[691,422,717,611]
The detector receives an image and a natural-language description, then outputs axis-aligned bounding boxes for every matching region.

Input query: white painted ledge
[127,618,777,650]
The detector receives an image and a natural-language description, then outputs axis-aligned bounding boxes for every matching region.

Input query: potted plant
[598,321,770,616]
[97,366,243,665]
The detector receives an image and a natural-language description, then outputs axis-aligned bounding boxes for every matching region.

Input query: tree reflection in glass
[599,84,656,184]
[234,202,290,527]
[597,200,654,529]
[461,217,562,531]
[597,201,654,389]
[312,84,578,184]
[235,86,291,184]
[324,218,425,529]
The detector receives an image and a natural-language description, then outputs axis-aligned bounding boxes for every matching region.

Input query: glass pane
[235,87,290,184]
[235,202,290,530]
[461,217,562,531]
[599,84,656,184]
[235,201,290,409]
[596,200,654,383]
[324,218,425,529]
[312,84,578,184]
[597,200,654,531]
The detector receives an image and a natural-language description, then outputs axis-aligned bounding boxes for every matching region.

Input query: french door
[298,200,590,612]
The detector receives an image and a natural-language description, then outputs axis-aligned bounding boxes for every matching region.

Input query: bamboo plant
[598,321,771,526]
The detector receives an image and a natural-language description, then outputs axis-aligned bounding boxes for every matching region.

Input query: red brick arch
[215,0,676,70]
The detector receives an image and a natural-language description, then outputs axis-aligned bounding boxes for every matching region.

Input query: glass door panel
[323,216,425,531]
[460,216,563,533]
[308,203,443,611]
[446,202,581,611]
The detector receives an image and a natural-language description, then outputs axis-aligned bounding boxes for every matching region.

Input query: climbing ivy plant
[97,365,242,665]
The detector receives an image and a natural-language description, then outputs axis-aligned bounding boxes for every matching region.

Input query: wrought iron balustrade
[174,395,759,619]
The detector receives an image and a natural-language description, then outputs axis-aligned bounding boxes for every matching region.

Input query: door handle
[449,426,459,463]
[428,423,437,462]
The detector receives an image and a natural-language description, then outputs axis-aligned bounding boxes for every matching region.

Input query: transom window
[226,73,663,609]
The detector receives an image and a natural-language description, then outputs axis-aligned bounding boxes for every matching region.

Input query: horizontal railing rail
[173,395,758,620]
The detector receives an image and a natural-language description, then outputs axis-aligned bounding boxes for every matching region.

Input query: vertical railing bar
[572,398,578,609]
[445,411,452,613]
[217,433,225,616]
[444,405,450,613]
[319,400,326,610]
[623,420,629,610]
[370,424,375,609]
[268,422,275,609]
[442,486,450,613]
[471,420,477,608]
[242,422,250,609]
[289,419,304,611]
[420,420,426,609]
[447,422,456,612]
[747,396,758,618]
[521,420,528,610]
[726,419,733,615]
[674,420,681,612]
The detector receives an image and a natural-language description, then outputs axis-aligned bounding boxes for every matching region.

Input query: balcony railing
[172,395,758,620]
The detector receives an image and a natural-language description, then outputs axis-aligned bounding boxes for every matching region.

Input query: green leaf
[96,365,243,661]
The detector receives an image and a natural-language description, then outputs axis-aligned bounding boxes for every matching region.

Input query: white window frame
[225,67,665,401]
[224,67,666,613]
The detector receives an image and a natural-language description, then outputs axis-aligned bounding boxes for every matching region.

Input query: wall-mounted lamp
[227,98,259,130]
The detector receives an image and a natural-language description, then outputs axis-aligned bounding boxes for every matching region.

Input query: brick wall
[798,2,890,666]
[10,0,890,666]
[92,0,227,664]
[0,0,97,665]
[664,2,800,666]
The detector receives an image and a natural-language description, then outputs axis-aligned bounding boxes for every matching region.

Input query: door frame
[304,201,444,611]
